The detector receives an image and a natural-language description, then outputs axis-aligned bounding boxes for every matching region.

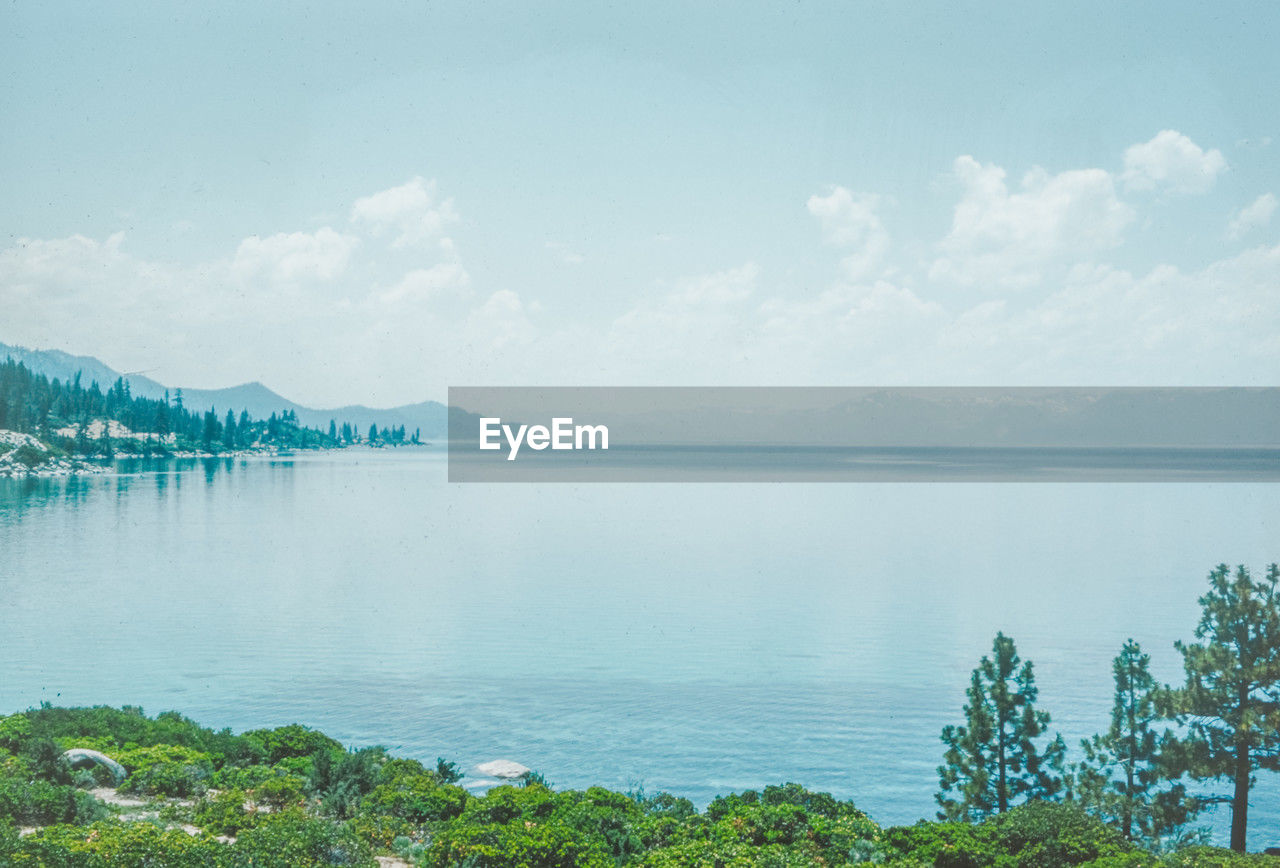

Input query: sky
[2,1,1278,408]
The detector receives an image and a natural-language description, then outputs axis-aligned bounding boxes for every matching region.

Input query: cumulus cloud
[350,176,459,249]
[379,263,471,304]
[930,156,1133,290]
[1227,193,1277,239]
[1122,130,1227,194]
[807,187,890,280]
[232,228,357,283]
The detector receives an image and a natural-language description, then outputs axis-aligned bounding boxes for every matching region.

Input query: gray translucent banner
[447,387,1280,482]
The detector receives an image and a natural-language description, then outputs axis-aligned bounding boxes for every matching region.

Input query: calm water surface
[1,450,1278,846]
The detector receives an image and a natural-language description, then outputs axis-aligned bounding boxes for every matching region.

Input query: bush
[194,788,260,837]
[984,801,1131,867]
[0,715,33,753]
[213,763,279,791]
[10,821,227,867]
[1157,848,1280,867]
[0,774,105,826]
[228,809,375,867]
[884,820,996,868]
[17,706,263,773]
[243,724,343,765]
[10,444,49,468]
[19,738,72,784]
[116,744,214,798]
[426,819,614,868]
[310,747,387,819]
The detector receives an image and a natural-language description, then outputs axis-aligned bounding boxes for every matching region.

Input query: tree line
[937,563,1280,852]
[0,358,418,454]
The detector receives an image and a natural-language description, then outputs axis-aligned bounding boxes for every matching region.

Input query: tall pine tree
[1165,563,1280,851]
[1075,640,1197,842]
[937,632,1066,821]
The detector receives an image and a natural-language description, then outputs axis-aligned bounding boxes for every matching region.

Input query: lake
[1,449,1278,847]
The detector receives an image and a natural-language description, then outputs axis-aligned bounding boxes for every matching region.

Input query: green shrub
[20,738,72,784]
[362,776,467,824]
[426,818,614,868]
[310,747,387,819]
[117,744,214,798]
[10,820,227,867]
[983,801,1131,867]
[0,715,33,753]
[0,774,105,825]
[1157,848,1280,867]
[885,820,997,867]
[228,809,375,867]
[10,444,49,468]
[243,724,343,765]
[256,775,307,810]
[213,763,278,791]
[17,706,263,772]
[194,788,260,837]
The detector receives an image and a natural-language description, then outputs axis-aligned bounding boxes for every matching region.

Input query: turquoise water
[1,450,1278,846]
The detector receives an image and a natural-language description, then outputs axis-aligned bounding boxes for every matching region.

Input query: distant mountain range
[0,342,449,439]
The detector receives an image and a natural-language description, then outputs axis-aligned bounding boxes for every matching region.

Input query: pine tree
[1075,640,1197,842]
[937,632,1066,821]
[1165,563,1280,851]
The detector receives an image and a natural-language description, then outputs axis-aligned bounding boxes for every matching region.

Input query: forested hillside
[0,358,416,458]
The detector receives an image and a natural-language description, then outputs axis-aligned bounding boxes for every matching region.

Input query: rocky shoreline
[0,428,339,479]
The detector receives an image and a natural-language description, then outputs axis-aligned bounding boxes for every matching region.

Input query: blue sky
[2,2,1278,406]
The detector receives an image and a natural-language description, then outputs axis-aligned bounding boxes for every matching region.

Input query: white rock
[474,759,531,780]
[63,748,127,785]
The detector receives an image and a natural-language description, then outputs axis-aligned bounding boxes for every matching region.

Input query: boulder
[62,748,127,786]
[474,759,531,780]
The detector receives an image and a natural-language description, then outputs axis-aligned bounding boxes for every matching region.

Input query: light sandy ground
[89,786,150,808]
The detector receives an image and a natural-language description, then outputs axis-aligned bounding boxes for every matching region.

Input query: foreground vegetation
[0,703,1275,867]
[2,564,1277,865]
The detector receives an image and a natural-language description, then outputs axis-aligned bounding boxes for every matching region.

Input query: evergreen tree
[202,409,220,450]
[1075,640,1197,842]
[328,419,337,440]
[937,632,1066,821]
[368,424,378,442]
[223,409,236,449]
[1165,563,1280,851]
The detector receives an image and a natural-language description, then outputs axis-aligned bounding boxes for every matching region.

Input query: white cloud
[930,156,1133,290]
[232,228,357,283]
[350,176,459,249]
[806,187,889,280]
[1227,193,1277,239]
[1122,130,1227,194]
[379,263,471,303]
[930,243,1280,383]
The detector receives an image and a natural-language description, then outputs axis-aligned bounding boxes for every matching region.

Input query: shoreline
[0,443,430,480]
